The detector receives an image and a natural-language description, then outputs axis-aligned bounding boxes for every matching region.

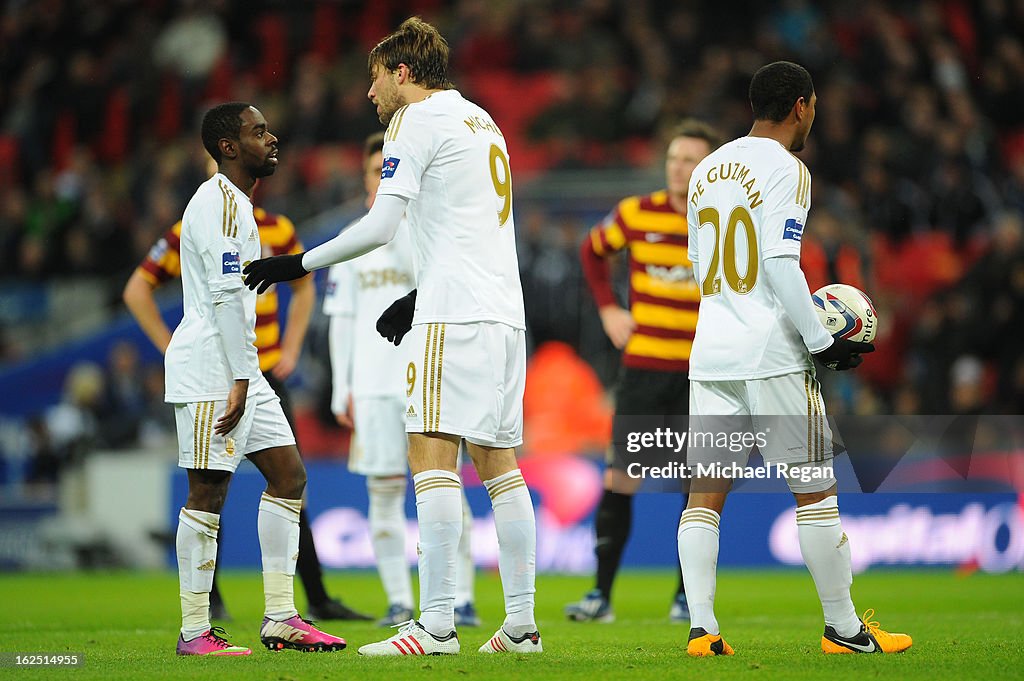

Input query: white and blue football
[812,283,878,343]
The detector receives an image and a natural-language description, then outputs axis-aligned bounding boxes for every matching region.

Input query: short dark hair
[201,102,251,162]
[669,119,722,151]
[749,62,814,122]
[368,17,454,90]
[364,131,386,159]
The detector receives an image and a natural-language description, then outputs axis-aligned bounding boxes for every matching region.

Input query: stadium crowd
[2,0,1024,486]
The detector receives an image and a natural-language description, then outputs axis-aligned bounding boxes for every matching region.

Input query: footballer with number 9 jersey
[243,17,540,656]
[678,61,909,658]
[323,132,479,628]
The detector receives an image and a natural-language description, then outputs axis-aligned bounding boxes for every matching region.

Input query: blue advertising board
[170,457,1023,573]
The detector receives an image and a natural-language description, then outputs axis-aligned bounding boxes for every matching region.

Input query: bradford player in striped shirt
[567,120,720,624]
[124,178,371,624]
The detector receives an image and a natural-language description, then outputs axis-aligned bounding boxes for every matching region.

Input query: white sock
[413,469,463,635]
[258,492,302,621]
[677,507,721,635]
[177,508,219,638]
[454,491,475,608]
[796,496,861,637]
[368,476,414,609]
[483,469,536,633]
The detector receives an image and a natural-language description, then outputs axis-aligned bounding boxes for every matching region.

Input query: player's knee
[186,469,231,512]
[686,491,728,515]
[269,465,306,500]
[287,467,308,498]
[784,461,836,496]
[186,486,227,513]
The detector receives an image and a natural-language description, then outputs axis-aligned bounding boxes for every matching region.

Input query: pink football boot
[176,627,252,656]
[260,615,347,652]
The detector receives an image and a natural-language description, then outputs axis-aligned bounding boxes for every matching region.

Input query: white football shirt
[323,218,416,399]
[165,173,262,402]
[375,89,525,330]
[687,136,814,380]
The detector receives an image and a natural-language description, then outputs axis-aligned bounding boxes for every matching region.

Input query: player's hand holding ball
[813,337,874,370]
[812,283,877,370]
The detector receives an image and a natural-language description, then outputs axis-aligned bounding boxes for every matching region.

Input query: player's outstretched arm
[243,252,307,293]
[376,289,417,346]
[245,194,408,293]
[310,194,409,269]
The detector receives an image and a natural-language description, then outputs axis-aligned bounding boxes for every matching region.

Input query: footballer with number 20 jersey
[165,174,262,402]
[687,137,813,381]
[376,90,525,330]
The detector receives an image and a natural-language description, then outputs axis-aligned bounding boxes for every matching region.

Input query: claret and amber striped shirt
[581,190,700,372]
[137,206,302,372]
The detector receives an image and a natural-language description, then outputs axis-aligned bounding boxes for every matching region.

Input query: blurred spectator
[857,161,917,241]
[24,416,60,486]
[38,361,105,479]
[927,159,988,245]
[518,209,587,346]
[801,208,867,293]
[152,3,227,84]
[949,355,989,415]
[99,341,147,449]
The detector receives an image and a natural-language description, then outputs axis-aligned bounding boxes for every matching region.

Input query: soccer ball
[812,283,878,343]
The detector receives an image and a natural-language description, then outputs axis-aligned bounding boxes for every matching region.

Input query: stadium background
[1,0,1022,583]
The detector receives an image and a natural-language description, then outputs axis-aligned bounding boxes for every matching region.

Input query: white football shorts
[174,375,295,472]
[689,370,833,468]
[349,395,409,477]
[403,321,525,449]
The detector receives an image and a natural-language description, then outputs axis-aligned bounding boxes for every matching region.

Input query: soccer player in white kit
[680,62,911,656]
[168,103,346,656]
[244,18,540,655]
[324,132,479,628]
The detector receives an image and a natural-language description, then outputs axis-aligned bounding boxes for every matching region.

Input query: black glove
[243,253,307,294]
[376,289,417,346]
[813,338,875,371]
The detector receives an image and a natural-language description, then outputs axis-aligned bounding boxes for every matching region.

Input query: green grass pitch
[3,569,1022,680]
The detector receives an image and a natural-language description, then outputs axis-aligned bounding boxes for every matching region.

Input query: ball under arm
[762,255,833,354]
